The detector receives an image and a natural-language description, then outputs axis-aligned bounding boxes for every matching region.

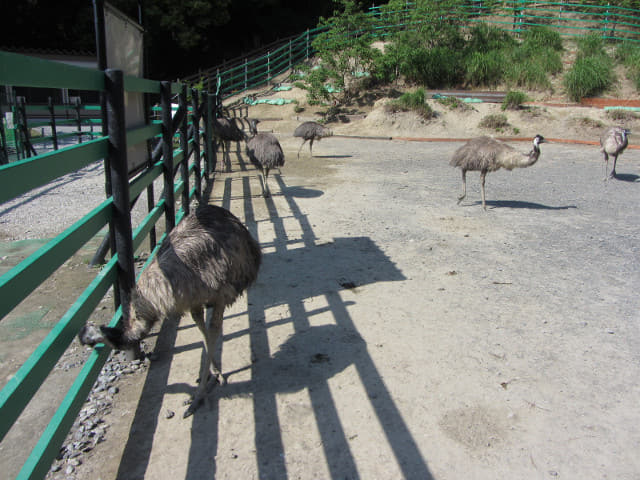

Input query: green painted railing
[0,49,220,480]
[183,1,640,101]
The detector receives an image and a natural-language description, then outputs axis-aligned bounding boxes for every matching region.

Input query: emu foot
[183,397,203,418]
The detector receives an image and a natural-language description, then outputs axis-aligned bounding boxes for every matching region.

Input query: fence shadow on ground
[114,151,434,479]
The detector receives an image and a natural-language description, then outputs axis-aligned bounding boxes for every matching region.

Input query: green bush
[523,26,563,51]
[465,50,504,87]
[615,42,640,92]
[401,46,464,88]
[502,91,528,110]
[564,56,615,102]
[466,23,516,53]
[576,33,607,59]
[386,88,436,119]
[436,96,473,111]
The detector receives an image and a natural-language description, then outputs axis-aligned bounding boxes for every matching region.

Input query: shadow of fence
[114,150,434,479]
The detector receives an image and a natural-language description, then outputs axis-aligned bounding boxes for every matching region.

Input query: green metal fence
[183,1,640,101]
[0,50,221,479]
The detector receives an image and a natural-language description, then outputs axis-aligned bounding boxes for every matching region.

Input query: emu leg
[263,167,271,198]
[456,170,467,205]
[185,304,225,418]
[224,140,232,172]
[610,154,618,179]
[297,139,307,158]
[480,170,487,210]
[309,138,315,157]
[603,152,609,181]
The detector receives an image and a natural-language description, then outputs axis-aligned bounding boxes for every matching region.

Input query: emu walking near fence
[79,204,261,417]
[213,117,246,172]
[294,121,333,158]
[450,135,546,210]
[246,132,285,197]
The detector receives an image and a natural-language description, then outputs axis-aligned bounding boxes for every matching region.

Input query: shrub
[502,91,528,110]
[465,50,504,87]
[606,108,639,122]
[466,23,516,53]
[523,26,563,52]
[436,96,473,111]
[479,113,509,130]
[401,46,464,88]
[576,33,607,59]
[386,88,436,119]
[564,56,615,102]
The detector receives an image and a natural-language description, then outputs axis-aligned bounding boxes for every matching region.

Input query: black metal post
[206,92,214,177]
[161,81,175,232]
[74,97,82,144]
[105,69,135,335]
[48,97,58,150]
[191,88,202,201]
[179,84,189,216]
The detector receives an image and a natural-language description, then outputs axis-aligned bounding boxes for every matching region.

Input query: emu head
[533,134,546,147]
[78,322,142,360]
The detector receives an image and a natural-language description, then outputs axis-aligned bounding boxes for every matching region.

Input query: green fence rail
[0,49,224,480]
[182,1,640,101]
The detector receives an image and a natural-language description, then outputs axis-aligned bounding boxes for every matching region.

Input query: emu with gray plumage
[246,132,285,197]
[450,134,546,210]
[79,204,261,417]
[294,121,333,158]
[213,117,247,172]
[600,126,630,180]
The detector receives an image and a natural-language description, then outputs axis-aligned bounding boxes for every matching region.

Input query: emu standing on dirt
[246,132,285,197]
[294,121,333,158]
[79,204,261,417]
[213,117,246,172]
[600,126,630,180]
[450,134,546,210]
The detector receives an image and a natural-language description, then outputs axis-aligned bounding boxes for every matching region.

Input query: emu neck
[516,146,541,169]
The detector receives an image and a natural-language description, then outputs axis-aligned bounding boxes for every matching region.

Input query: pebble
[45,349,149,479]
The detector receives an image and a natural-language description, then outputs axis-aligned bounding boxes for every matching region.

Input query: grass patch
[479,113,509,130]
[605,108,640,122]
[502,90,528,110]
[435,96,473,111]
[575,116,604,129]
[385,88,436,119]
[564,56,615,102]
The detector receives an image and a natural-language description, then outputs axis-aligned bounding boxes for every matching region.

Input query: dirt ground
[2,81,640,480]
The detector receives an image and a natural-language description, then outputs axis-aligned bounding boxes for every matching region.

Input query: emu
[213,117,246,173]
[450,134,546,210]
[246,132,285,198]
[600,126,630,180]
[79,204,261,417]
[294,121,333,158]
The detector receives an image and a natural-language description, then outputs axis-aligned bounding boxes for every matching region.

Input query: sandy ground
[2,82,640,479]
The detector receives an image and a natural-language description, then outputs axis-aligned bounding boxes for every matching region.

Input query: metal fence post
[289,39,292,71]
[48,97,58,150]
[161,81,175,232]
[244,58,248,91]
[206,92,215,175]
[191,88,202,201]
[179,83,189,216]
[267,51,271,82]
[306,29,310,59]
[105,69,135,334]
[74,97,82,144]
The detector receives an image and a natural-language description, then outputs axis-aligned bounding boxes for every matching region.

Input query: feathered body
[600,126,630,179]
[246,133,285,197]
[450,135,545,209]
[294,121,333,158]
[79,204,261,416]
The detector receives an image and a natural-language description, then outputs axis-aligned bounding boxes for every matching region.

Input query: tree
[300,0,377,105]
